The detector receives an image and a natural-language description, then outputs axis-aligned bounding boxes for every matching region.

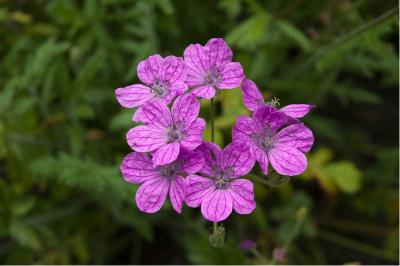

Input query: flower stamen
[150,80,169,98]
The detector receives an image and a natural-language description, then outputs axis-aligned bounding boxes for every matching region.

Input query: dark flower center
[215,178,229,189]
[158,159,184,179]
[251,129,276,151]
[150,80,169,98]
[266,97,280,108]
[262,137,274,149]
[213,167,233,189]
[204,65,220,86]
[160,165,175,178]
[167,126,183,143]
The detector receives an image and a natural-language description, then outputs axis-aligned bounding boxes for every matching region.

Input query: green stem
[319,230,398,262]
[269,208,307,264]
[250,248,268,264]
[291,6,399,77]
[248,173,273,186]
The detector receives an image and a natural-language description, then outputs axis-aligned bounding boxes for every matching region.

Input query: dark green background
[0,0,398,264]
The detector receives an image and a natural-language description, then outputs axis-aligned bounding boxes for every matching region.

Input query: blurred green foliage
[0,0,398,264]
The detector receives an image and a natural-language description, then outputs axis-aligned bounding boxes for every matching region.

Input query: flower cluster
[116,38,314,222]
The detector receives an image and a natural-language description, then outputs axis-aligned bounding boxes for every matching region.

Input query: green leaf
[109,109,136,131]
[218,0,241,19]
[276,20,312,52]
[324,161,362,194]
[74,104,95,120]
[225,13,268,50]
[9,220,41,251]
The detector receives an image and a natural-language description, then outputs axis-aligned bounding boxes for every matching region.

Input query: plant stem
[269,208,307,264]
[250,248,268,264]
[210,97,217,234]
[318,229,398,262]
[291,6,399,77]
[248,173,273,186]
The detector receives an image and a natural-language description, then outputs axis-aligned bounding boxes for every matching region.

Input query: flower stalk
[209,96,224,247]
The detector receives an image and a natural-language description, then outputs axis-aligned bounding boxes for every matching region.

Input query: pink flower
[184,38,244,99]
[232,106,314,176]
[115,55,187,122]
[186,142,256,222]
[126,94,205,166]
[241,79,315,119]
[121,148,204,213]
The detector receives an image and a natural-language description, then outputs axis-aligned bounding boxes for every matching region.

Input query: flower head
[184,38,244,99]
[241,79,315,119]
[239,239,256,251]
[115,55,187,122]
[233,105,314,176]
[186,142,256,222]
[126,94,205,166]
[273,247,286,262]
[121,148,204,213]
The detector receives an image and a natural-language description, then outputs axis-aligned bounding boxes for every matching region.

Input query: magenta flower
[186,142,256,222]
[126,94,205,166]
[242,79,315,118]
[115,54,187,122]
[184,38,244,99]
[121,148,204,213]
[233,106,314,176]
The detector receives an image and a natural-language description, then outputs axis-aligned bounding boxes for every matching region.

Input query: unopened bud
[296,207,308,220]
[239,239,255,251]
[273,247,286,262]
[266,172,290,186]
[209,224,225,247]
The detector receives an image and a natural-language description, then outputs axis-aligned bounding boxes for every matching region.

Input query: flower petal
[250,146,269,175]
[160,56,187,84]
[222,142,255,177]
[179,148,205,174]
[268,146,307,176]
[135,176,169,213]
[120,152,158,184]
[198,142,224,177]
[115,84,153,108]
[180,118,206,150]
[232,116,258,145]
[184,44,208,87]
[241,79,265,111]
[274,124,314,153]
[152,142,180,166]
[217,62,244,89]
[205,38,233,70]
[253,105,287,132]
[141,99,172,128]
[137,54,164,85]
[186,175,214,208]
[201,188,233,222]
[172,94,200,127]
[170,82,188,95]
[132,106,144,123]
[169,175,186,213]
[126,125,167,152]
[229,179,256,214]
[280,104,315,118]
[191,85,215,99]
